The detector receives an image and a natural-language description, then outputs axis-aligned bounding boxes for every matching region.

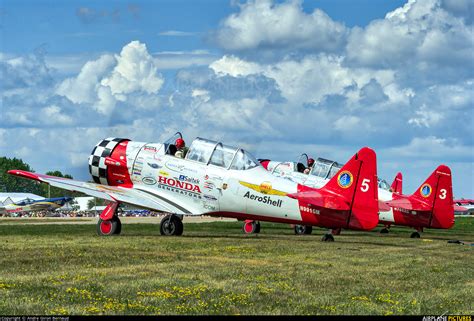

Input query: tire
[294,225,312,235]
[321,234,335,242]
[160,215,184,236]
[254,221,261,234]
[410,231,421,239]
[380,227,389,234]
[97,216,121,236]
[242,221,258,234]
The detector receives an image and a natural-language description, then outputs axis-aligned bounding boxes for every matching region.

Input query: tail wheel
[243,220,260,234]
[294,225,312,235]
[97,216,121,236]
[410,231,421,239]
[160,215,184,236]
[321,234,335,242]
[380,227,390,234]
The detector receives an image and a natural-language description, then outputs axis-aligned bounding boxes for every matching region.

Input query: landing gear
[380,227,390,234]
[243,220,260,234]
[97,216,121,236]
[321,233,335,242]
[294,225,313,235]
[410,231,421,239]
[160,214,184,236]
[410,227,423,239]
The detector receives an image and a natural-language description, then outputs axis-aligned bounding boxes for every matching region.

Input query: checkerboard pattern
[88,138,125,185]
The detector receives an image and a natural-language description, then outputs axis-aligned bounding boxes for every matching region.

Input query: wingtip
[7,170,41,182]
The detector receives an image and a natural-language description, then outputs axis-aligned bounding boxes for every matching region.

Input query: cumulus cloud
[215,0,347,53]
[346,0,473,77]
[57,41,164,114]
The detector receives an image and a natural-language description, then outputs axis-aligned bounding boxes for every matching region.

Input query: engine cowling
[88,137,132,187]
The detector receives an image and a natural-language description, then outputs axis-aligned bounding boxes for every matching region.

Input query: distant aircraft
[9,132,381,241]
[261,155,455,238]
[0,196,73,215]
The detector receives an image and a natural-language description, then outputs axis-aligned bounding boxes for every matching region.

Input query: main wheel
[243,220,259,234]
[160,215,184,236]
[410,231,421,239]
[97,216,121,236]
[321,234,335,242]
[380,227,390,234]
[294,225,312,235]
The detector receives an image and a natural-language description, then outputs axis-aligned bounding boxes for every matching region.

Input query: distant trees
[0,157,42,195]
[0,156,84,198]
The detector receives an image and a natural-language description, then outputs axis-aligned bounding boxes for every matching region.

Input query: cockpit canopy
[185,137,260,170]
[15,198,35,206]
[310,158,343,179]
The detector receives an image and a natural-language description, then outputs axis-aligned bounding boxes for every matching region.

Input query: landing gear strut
[294,225,313,235]
[243,220,260,234]
[97,203,122,236]
[160,214,184,236]
[380,227,390,234]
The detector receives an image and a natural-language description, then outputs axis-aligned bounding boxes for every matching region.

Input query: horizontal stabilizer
[287,191,350,211]
[386,197,432,211]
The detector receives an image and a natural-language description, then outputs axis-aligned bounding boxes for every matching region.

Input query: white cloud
[41,105,74,126]
[408,104,444,127]
[56,41,164,114]
[346,0,473,70]
[215,0,347,52]
[158,30,196,36]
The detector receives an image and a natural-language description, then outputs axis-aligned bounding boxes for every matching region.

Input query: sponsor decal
[159,170,170,177]
[105,158,122,167]
[117,180,124,184]
[239,181,287,196]
[165,161,198,174]
[147,162,162,169]
[203,194,218,201]
[178,174,200,184]
[204,181,215,190]
[420,184,432,198]
[142,177,157,185]
[112,173,126,178]
[222,183,228,190]
[157,176,202,199]
[144,146,157,153]
[203,203,217,211]
[204,175,209,180]
[337,171,353,189]
[244,191,283,207]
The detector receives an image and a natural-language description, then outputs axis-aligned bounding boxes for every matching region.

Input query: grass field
[0,217,472,315]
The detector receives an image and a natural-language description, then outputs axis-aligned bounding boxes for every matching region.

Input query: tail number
[439,189,447,199]
[360,179,370,192]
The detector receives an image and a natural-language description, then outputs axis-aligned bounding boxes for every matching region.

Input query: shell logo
[259,182,272,194]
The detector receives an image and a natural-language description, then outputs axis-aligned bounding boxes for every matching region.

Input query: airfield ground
[0,217,472,315]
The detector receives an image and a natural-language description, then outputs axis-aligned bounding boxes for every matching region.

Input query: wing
[385,197,432,211]
[287,190,350,211]
[7,170,188,214]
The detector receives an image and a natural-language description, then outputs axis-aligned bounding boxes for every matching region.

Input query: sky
[0,0,473,198]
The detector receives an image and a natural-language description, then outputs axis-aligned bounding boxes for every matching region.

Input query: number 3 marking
[361,179,370,192]
[439,189,447,199]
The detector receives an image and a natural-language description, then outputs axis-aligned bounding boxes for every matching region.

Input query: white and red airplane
[261,156,455,238]
[8,133,380,241]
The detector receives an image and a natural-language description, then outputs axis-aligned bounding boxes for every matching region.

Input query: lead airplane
[0,196,73,216]
[261,155,455,238]
[8,133,380,241]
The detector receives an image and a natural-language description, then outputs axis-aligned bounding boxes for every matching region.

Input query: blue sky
[0,0,473,198]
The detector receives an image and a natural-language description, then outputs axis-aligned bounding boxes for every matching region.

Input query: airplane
[8,132,380,241]
[0,196,73,215]
[260,154,455,238]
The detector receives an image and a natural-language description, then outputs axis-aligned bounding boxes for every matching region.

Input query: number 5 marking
[361,179,370,192]
[439,189,447,199]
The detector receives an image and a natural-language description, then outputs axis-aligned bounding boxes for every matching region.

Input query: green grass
[0,218,473,315]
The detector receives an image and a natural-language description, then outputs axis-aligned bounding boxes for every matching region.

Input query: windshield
[186,138,216,163]
[310,158,343,179]
[163,132,183,155]
[209,143,235,168]
[378,179,391,191]
[230,149,259,170]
